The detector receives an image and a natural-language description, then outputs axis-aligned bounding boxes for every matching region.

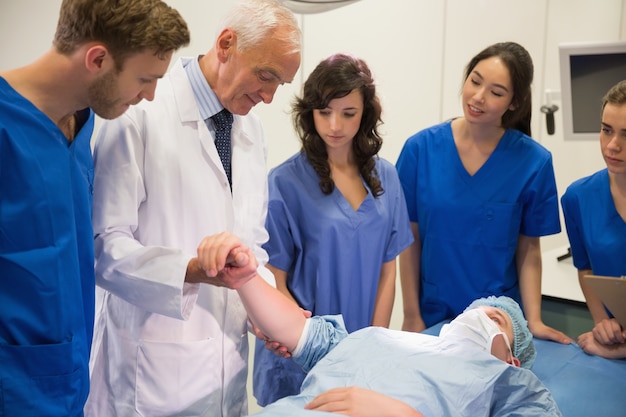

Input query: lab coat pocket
[135,338,219,417]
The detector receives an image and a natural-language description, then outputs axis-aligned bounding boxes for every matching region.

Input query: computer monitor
[559,41,626,141]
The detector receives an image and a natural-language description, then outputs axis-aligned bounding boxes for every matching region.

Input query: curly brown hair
[293,53,384,197]
[53,0,189,70]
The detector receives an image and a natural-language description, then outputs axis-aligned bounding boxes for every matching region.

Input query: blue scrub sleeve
[520,155,561,237]
[264,196,297,271]
[395,138,420,223]
[293,315,349,373]
[561,190,591,270]
[383,167,414,262]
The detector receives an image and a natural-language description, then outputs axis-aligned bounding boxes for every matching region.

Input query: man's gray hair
[218,0,301,54]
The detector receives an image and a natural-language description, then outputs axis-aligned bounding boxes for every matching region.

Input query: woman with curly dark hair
[253,53,413,406]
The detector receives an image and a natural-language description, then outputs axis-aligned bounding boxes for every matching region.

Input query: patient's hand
[189,232,258,288]
[578,331,626,359]
[304,387,425,417]
[592,318,626,345]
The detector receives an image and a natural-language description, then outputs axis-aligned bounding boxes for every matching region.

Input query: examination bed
[424,322,626,417]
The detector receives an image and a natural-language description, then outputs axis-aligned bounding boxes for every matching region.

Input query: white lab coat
[85,58,274,417]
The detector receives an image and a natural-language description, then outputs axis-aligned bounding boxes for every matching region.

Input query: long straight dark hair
[463,41,534,136]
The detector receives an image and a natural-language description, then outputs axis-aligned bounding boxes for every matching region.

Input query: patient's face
[441,308,516,363]
[475,306,520,366]
[474,306,514,344]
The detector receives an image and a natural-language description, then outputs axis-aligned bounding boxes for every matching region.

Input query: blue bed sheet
[424,322,626,417]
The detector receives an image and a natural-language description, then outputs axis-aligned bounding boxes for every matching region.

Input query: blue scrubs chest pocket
[479,202,521,248]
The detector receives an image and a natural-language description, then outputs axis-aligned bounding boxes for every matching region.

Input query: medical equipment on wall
[280,0,361,14]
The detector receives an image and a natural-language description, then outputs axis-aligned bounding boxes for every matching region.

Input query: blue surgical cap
[465,296,536,369]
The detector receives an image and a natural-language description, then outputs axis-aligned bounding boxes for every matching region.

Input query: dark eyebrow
[601,121,614,130]
[494,309,508,323]
[492,309,510,330]
[141,73,165,80]
[472,70,510,92]
[600,121,626,135]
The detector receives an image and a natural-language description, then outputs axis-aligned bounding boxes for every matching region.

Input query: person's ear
[84,45,110,73]
[216,28,236,63]
[508,356,521,368]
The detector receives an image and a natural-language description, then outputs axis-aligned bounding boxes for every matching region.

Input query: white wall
[4,0,624,251]
[3,0,625,306]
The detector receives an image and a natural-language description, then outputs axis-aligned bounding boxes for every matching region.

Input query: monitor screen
[559,41,626,141]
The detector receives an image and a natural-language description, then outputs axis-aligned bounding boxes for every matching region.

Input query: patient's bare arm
[184,231,306,352]
[260,308,313,358]
[236,266,308,352]
[304,387,425,417]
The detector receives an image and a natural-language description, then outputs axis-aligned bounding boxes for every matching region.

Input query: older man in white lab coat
[85,1,301,416]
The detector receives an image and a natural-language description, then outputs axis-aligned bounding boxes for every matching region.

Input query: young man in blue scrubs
[0,1,189,415]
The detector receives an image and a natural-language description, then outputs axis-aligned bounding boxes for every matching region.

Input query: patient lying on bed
[197,237,560,415]
[230,253,562,416]
[255,301,560,416]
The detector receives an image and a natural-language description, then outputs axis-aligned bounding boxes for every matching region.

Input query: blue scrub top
[0,77,95,416]
[396,121,561,327]
[254,152,413,405]
[562,169,626,275]
[264,152,412,331]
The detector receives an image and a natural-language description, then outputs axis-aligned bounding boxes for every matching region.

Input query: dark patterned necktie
[211,109,233,186]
